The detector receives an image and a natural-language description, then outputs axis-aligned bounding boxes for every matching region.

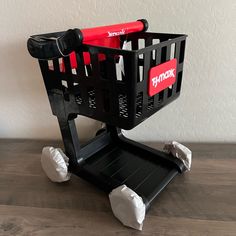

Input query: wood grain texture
[0,140,236,236]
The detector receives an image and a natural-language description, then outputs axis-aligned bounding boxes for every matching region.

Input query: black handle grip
[27,28,83,60]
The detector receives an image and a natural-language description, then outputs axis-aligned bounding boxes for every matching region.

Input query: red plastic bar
[61,20,146,70]
[81,21,145,42]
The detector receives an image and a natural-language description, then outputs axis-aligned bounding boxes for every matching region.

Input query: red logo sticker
[148,59,177,97]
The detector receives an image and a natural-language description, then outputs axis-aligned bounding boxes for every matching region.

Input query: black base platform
[69,126,185,209]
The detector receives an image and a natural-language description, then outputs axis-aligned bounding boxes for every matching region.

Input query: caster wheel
[41,147,71,182]
[164,141,192,172]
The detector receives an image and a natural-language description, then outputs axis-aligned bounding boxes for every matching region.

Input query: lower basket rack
[68,125,186,209]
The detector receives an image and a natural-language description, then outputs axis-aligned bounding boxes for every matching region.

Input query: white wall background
[0,0,235,142]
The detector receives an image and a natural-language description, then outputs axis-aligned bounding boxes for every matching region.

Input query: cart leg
[57,118,80,169]
[106,125,122,138]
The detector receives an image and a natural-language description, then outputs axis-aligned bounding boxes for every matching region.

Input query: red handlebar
[27,19,148,60]
[81,20,146,42]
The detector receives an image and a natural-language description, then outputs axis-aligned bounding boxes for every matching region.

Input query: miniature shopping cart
[27,20,188,215]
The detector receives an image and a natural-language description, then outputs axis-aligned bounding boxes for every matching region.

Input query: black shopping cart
[27,19,187,210]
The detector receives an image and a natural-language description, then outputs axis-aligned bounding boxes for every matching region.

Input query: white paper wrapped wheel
[164,141,192,171]
[109,185,146,230]
[41,147,71,182]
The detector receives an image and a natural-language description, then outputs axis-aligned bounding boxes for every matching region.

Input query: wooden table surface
[0,140,235,236]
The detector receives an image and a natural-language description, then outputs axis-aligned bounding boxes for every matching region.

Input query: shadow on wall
[0,38,101,140]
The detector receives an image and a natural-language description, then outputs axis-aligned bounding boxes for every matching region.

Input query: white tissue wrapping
[109,185,146,230]
[41,147,71,182]
[164,141,192,171]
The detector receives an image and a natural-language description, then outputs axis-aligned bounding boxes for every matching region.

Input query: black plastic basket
[38,31,186,129]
